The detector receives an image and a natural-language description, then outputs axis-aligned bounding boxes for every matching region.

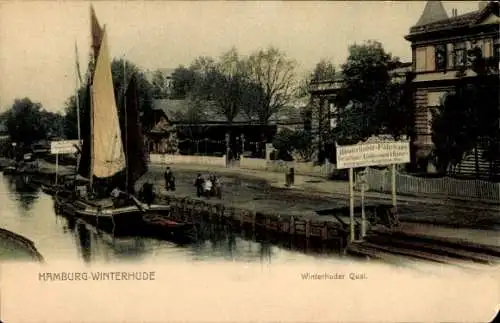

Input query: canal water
[0,173,354,265]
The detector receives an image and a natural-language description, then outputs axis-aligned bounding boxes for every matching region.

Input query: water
[0,173,352,265]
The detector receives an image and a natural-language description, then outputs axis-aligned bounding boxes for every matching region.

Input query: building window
[416,47,427,72]
[425,46,435,71]
[447,43,454,69]
[483,38,493,57]
[435,44,447,71]
[454,42,467,68]
[494,38,500,62]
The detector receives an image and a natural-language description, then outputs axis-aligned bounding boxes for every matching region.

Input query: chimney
[478,1,488,11]
[451,8,458,17]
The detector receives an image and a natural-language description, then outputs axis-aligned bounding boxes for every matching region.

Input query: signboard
[50,140,82,155]
[335,140,410,170]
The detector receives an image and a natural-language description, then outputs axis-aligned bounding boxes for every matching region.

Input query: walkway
[151,163,500,211]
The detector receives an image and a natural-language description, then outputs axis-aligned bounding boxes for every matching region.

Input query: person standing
[164,167,175,191]
[194,173,204,197]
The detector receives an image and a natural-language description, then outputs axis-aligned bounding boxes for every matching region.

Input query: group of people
[194,173,222,199]
[136,167,223,205]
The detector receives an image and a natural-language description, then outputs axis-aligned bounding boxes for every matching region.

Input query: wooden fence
[364,167,500,202]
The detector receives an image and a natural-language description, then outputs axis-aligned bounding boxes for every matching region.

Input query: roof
[414,1,448,27]
[408,1,499,35]
[152,99,303,125]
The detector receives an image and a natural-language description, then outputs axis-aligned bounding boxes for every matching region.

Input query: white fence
[150,154,227,167]
[364,167,500,202]
[240,156,335,177]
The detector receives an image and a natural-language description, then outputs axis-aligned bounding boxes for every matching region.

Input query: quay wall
[156,192,357,244]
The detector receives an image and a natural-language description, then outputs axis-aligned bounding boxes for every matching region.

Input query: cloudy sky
[0,1,482,113]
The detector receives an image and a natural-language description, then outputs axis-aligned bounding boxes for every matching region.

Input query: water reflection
[76,222,92,263]
[4,174,40,211]
[1,172,347,265]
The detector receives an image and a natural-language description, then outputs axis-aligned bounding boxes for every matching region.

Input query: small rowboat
[142,213,197,242]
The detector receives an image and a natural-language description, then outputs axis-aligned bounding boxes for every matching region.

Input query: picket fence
[364,167,500,202]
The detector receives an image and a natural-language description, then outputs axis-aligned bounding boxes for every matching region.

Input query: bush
[272,129,314,162]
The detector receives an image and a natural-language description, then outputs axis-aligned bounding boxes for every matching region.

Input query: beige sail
[91,28,126,178]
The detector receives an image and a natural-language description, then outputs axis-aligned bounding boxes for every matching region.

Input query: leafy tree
[311,59,336,82]
[431,87,475,173]
[432,47,499,177]
[271,128,295,160]
[292,129,315,161]
[64,58,155,138]
[63,86,89,140]
[195,48,248,123]
[170,65,197,99]
[39,110,65,138]
[334,40,407,144]
[111,58,155,130]
[5,98,48,144]
[151,70,172,99]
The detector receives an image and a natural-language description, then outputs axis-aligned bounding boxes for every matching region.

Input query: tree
[291,129,315,161]
[334,40,405,144]
[244,47,298,123]
[151,70,172,99]
[271,128,295,160]
[63,86,89,140]
[431,88,475,173]
[64,58,155,138]
[170,65,197,99]
[196,48,247,123]
[272,128,315,161]
[39,110,65,138]
[111,58,155,130]
[311,59,336,82]
[432,46,499,177]
[6,98,48,144]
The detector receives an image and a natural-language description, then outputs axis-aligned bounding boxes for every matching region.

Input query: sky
[0,0,483,113]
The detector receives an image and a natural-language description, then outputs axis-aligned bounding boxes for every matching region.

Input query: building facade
[404,1,499,171]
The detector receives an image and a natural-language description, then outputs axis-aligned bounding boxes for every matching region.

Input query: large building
[404,0,499,174]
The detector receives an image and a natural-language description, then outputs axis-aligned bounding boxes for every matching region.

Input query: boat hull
[142,213,198,243]
[54,196,171,235]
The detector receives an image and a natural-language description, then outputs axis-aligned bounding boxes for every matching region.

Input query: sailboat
[55,7,170,234]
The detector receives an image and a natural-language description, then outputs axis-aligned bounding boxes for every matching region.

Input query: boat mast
[123,58,128,191]
[89,84,94,191]
[74,41,82,189]
[75,42,82,143]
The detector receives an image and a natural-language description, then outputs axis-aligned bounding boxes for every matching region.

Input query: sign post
[55,152,59,186]
[359,169,367,238]
[391,164,397,211]
[348,168,355,242]
[50,140,82,187]
[335,137,410,242]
